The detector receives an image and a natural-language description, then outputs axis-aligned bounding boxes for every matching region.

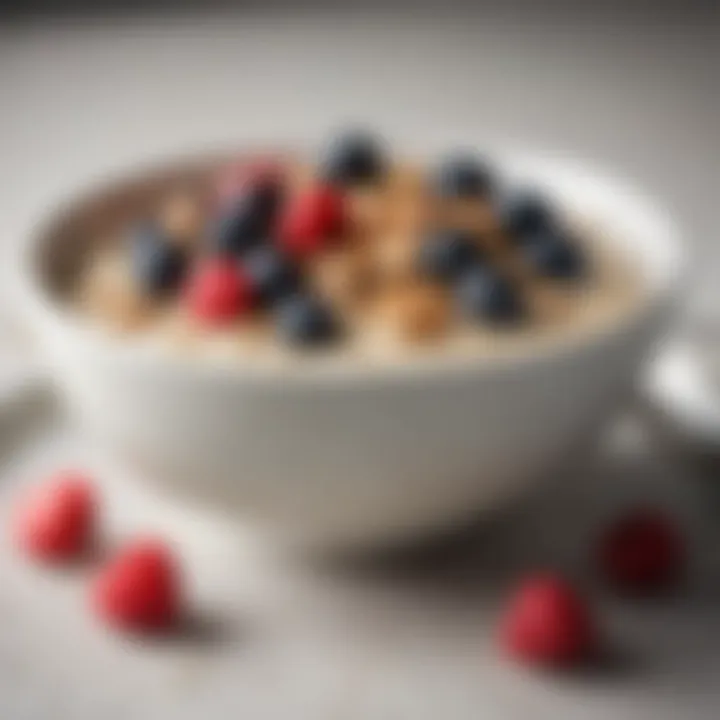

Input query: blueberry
[417,229,481,283]
[319,129,386,185]
[522,232,586,279]
[211,180,283,256]
[501,190,555,238]
[131,225,187,296]
[244,246,301,306]
[433,152,495,198]
[455,267,524,324]
[277,294,340,347]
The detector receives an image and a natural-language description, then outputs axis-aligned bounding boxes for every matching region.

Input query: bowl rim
[11,147,688,387]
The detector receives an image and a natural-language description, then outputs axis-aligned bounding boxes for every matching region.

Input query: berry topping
[216,156,285,206]
[501,190,555,237]
[500,573,597,667]
[244,246,302,306]
[455,267,524,324]
[319,129,386,185]
[417,229,481,282]
[185,259,254,325]
[78,137,614,357]
[432,152,495,198]
[211,179,283,256]
[13,471,96,563]
[277,293,340,346]
[598,508,685,596]
[278,185,345,259]
[131,225,187,296]
[91,539,180,632]
[522,233,586,279]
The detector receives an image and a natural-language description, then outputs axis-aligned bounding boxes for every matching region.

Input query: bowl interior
[22,149,685,381]
[34,156,222,301]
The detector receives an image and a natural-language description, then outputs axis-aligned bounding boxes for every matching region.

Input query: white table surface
[1,392,720,720]
[0,9,719,719]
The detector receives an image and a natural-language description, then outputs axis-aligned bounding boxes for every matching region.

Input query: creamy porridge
[74,131,643,367]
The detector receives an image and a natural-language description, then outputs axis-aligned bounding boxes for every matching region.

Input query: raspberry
[185,259,254,325]
[598,508,685,595]
[91,539,180,632]
[14,471,96,563]
[277,185,344,259]
[500,573,596,666]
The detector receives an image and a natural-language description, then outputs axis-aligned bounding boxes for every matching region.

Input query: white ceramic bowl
[14,152,685,550]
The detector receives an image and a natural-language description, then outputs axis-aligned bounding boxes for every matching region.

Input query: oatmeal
[75,130,643,365]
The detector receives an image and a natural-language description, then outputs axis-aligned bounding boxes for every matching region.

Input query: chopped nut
[387,164,425,200]
[436,199,499,237]
[79,249,152,331]
[346,188,388,237]
[369,234,418,284]
[386,194,433,238]
[159,192,206,245]
[310,246,378,311]
[373,282,450,343]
